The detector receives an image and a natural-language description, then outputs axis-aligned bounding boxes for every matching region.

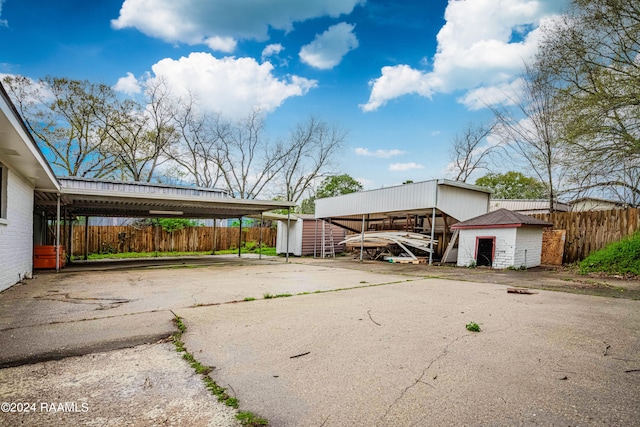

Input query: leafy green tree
[154,218,201,232]
[475,172,547,199]
[315,174,363,199]
[298,174,363,214]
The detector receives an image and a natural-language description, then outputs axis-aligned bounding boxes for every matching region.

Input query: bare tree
[490,64,568,211]
[164,94,222,188]
[215,109,288,198]
[280,116,346,203]
[2,75,118,177]
[448,120,499,182]
[102,79,179,182]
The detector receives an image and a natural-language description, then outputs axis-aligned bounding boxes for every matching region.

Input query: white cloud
[361,0,568,112]
[262,43,284,61]
[458,78,524,110]
[204,36,237,53]
[360,64,439,112]
[112,0,364,51]
[146,52,317,119]
[299,22,359,70]
[354,147,406,158]
[389,162,424,172]
[114,72,142,95]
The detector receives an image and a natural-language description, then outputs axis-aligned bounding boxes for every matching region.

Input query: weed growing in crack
[263,293,291,299]
[274,293,292,298]
[171,314,269,424]
[466,321,481,332]
[244,297,256,301]
[236,411,269,426]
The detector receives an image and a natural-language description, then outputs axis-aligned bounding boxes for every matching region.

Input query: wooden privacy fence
[62,226,276,257]
[531,207,639,264]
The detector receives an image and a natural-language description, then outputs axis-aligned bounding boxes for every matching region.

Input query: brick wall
[457,228,516,268]
[514,227,544,268]
[0,168,35,291]
[457,226,545,269]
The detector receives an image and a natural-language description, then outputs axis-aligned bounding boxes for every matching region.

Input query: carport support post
[360,215,365,262]
[56,194,60,272]
[259,213,263,260]
[286,210,290,263]
[238,217,242,258]
[84,216,89,260]
[429,207,436,265]
[212,220,217,254]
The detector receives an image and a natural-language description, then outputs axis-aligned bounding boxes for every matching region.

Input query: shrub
[579,232,640,276]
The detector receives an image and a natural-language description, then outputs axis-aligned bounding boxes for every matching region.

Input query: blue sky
[0,0,569,189]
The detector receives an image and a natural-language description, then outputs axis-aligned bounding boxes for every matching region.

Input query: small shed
[276,214,346,257]
[451,209,552,269]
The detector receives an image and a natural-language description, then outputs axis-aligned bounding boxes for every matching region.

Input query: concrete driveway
[1,256,639,426]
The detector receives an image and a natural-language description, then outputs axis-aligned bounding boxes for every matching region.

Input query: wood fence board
[532,207,640,263]
[64,226,276,256]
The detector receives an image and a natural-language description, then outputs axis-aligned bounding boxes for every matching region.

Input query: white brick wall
[514,227,544,268]
[456,226,544,269]
[0,168,35,291]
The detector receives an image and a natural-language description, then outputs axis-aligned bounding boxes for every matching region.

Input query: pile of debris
[340,231,437,263]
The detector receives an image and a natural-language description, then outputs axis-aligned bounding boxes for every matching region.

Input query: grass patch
[579,232,640,276]
[214,245,277,256]
[74,246,277,261]
[466,322,481,332]
[171,315,268,424]
[243,297,256,301]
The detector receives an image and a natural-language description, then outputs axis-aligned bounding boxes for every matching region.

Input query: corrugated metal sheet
[58,177,229,198]
[315,179,490,222]
[315,180,438,218]
[438,184,490,222]
[489,199,571,213]
[301,219,346,256]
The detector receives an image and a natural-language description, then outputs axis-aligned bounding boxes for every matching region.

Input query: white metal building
[451,209,552,269]
[276,214,346,257]
[314,179,492,262]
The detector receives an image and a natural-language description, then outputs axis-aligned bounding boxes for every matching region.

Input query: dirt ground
[297,255,640,300]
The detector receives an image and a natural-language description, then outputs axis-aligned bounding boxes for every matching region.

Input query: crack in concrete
[380,333,470,423]
[34,293,132,310]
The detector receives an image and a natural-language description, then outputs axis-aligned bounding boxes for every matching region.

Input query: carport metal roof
[34,177,295,219]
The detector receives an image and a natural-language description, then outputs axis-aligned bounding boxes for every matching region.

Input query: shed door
[476,238,494,267]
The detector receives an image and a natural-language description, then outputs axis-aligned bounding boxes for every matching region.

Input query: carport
[33,176,296,269]
[314,179,491,264]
